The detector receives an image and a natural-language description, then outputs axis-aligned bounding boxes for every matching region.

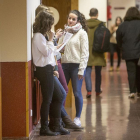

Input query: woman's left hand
[78,75,84,80]
[54,71,59,78]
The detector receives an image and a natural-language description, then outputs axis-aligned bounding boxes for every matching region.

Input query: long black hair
[115,16,123,26]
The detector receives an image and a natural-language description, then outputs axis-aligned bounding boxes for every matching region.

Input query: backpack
[92,22,110,53]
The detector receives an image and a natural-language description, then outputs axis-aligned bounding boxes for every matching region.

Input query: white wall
[79,0,107,22]
[108,0,135,27]
[27,0,40,61]
[0,0,40,62]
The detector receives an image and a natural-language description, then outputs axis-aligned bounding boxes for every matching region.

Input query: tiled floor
[32,62,140,140]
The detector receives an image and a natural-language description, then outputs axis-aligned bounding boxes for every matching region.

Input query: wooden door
[42,0,78,30]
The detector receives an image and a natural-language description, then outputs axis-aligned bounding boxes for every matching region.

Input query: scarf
[64,23,82,34]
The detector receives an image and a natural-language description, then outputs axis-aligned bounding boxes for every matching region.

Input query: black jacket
[116,19,140,60]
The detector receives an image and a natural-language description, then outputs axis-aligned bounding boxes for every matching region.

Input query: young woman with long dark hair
[109,16,123,71]
[58,10,89,127]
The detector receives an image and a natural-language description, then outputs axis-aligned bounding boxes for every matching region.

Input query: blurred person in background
[116,7,140,98]
[109,16,123,71]
[85,8,106,98]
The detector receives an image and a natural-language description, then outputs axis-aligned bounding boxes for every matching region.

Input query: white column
[27,0,40,61]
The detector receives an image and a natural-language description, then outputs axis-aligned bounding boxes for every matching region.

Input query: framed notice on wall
[136,0,140,11]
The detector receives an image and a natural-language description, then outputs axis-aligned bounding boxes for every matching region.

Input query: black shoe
[40,126,59,136]
[49,118,70,135]
[86,92,91,98]
[86,94,91,98]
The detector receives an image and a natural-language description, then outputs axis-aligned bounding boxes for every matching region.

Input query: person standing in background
[85,8,106,98]
[109,16,123,72]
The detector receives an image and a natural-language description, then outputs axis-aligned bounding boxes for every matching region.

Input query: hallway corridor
[32,62,140,140]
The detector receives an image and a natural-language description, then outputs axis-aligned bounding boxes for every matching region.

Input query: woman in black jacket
[116,7,140,98]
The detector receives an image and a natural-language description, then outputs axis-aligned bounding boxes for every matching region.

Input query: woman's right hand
[78,75,84,80]
[54,71,59,78]
[48,31,55,41]
[55,29,64,39]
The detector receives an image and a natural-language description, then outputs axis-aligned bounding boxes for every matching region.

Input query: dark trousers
[85,66,102,93]
[125,59,140,93]
[110,43,121,67]
[35,65,63,127]
[95,66,102,93]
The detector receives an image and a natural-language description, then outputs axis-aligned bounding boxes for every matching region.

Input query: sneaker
[109,67,113,72]
[128,93,135,98]
[86,92,91,98]
[74,117,81,127]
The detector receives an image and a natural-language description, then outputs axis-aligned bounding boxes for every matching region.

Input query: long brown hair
[33,11,54,35]
[124,7,140,21]
[115,16,123,26]
[69,10,88,33]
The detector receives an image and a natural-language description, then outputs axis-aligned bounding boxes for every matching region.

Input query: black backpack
[92,22,110,53]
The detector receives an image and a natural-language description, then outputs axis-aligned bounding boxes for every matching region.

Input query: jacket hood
[87,19,102,29]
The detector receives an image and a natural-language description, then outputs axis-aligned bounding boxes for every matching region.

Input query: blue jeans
[85,66,102,93]
[62,63,84,118]
[54,76,68,117]
[85,66,92,92]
